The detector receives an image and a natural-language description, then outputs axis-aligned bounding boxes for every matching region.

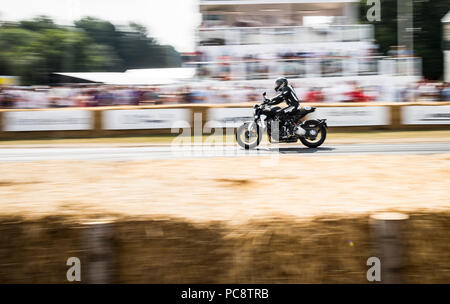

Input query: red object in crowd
[218,55,232,66]
[304,90,323,103]
[345,89,374,102]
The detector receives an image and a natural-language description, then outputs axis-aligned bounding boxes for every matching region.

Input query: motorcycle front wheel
[299,120,327,148]
[236,122,261,150]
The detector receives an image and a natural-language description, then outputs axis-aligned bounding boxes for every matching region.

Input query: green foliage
[0,16,182,85]
[412,0,450,80]
[360,0,450,80]
[75,17,181,69]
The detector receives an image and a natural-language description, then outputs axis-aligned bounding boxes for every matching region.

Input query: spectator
[441,83,450,101]
[304,87,324,103]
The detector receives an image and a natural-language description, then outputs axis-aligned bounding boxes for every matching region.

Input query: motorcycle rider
[266,77,306,136]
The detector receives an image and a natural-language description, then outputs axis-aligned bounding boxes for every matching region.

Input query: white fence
[0,104,449,133]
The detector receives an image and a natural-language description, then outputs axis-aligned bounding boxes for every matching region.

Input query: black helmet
[274,77,288,92]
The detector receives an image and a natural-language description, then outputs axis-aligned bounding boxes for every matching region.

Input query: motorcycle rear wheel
[299,120,327,148]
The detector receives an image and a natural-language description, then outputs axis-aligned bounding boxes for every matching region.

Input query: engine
[268,118,296,142]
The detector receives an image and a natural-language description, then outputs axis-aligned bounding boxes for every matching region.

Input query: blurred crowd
[1,80,449,109]
[185,49,378,63]
[186,49,383,81]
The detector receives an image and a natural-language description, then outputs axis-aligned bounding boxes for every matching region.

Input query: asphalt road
[0,142,449,161]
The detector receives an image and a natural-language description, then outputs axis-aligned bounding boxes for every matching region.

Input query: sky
[0,0,201,52]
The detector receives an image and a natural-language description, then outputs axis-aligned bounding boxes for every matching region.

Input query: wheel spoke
[305,128,321,143]
[240,130,257,145]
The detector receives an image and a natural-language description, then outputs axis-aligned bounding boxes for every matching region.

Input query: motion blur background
[0,0,449,284]
[0,0,449,106]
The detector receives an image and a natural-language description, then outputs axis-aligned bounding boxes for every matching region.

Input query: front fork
[247,119,266,139]
[247,119,261,132]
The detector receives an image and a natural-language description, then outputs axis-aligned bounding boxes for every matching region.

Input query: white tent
[53,67,196,85]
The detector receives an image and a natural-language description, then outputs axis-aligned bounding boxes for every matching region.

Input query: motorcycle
[236,92,327,149]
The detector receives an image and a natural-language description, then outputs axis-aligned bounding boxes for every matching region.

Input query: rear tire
[236,123,261,150]
[299,121,327,148]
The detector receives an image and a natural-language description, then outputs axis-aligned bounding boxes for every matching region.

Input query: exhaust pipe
[295,126,306,136]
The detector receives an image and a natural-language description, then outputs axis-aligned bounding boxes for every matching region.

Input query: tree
[0,27,46,83]
[360,0,450,80]
[0,16,182,85]
[19,15,57,32]
[412,0,450,80]
[74,17,182,70]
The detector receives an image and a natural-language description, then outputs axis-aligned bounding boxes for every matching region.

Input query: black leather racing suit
[267,85,301,134]
[267,84,300,111]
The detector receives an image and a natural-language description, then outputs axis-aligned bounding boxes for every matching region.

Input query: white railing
[198,24,374,45]
[184,56,421,81]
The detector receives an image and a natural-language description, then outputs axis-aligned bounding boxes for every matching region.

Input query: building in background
[184,0,422,101]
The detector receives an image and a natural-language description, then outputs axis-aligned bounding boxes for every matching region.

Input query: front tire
[236,122,261,149]
[299,121,327,148]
